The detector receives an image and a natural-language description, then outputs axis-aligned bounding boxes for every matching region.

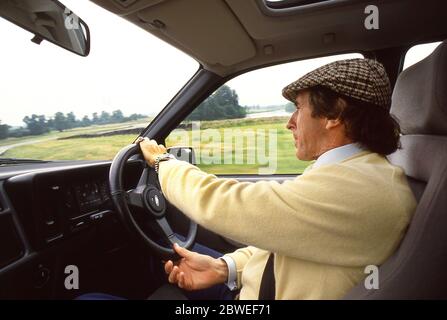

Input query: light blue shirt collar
[313,143,365,169]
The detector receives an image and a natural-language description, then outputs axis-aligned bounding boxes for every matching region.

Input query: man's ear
[325,97,346,130]
[325,118,343,130]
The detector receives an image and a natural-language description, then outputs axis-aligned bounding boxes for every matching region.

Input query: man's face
[286,90,328,161]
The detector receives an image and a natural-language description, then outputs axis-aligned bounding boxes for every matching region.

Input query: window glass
[403,41,441,70]
[0,0,198,162]
[166,53,363,175]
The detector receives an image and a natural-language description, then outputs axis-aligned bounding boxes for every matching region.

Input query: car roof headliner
[90,0,447,76]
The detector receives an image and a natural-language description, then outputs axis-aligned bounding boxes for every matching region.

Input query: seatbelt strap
[258,252,275,300]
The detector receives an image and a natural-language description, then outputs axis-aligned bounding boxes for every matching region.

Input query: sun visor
[135,0,256,66]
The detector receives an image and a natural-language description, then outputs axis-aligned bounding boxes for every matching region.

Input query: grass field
[1,117,311,174]
[3,135,137,161]
[0,119,151,147]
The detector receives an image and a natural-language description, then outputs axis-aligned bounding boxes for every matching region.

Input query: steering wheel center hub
[145,187,166,216]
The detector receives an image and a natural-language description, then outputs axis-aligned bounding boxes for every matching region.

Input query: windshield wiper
[0,158,52,166]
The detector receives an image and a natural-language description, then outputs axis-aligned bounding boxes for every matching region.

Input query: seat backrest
[344,40,447,299]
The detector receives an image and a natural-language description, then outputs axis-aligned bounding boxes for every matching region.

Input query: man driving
[139,58,417,300]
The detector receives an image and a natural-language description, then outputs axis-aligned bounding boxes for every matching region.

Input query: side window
[166,53,363,175]
[403,41,441,70]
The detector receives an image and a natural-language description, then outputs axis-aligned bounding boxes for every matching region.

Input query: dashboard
[0,157,248,298]
[0,160,144,268]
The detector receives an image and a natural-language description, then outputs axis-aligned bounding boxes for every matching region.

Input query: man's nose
[286,116,295,130]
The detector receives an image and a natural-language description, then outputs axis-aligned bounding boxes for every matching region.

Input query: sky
[0,1,441,127]
[0,0,198,127]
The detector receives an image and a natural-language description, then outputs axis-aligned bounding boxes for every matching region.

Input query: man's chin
[296,150,312,162]
[296,151,305,161]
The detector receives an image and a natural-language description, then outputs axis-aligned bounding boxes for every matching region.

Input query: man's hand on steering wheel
[138,137,167,167]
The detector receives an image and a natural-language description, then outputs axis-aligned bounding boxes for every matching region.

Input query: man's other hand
[164,243,229,291]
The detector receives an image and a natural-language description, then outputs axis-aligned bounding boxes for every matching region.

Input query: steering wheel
[109,142,197,259]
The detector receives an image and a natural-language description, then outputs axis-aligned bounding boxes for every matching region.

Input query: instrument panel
[4,160,144,249]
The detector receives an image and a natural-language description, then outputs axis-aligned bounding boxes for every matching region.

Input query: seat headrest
[391,40,447,135]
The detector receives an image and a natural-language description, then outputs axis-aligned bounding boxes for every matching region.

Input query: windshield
[0,0,198,163]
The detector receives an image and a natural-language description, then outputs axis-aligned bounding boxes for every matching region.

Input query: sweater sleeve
[158,159,410,267]
[224,246,256,289]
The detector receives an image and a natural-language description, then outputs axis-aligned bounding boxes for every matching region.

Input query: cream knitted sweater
[158,151,416,299]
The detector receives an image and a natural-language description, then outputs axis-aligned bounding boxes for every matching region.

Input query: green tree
[66,112,77,129]
[81,115,91,127]
[53,112,68,132]
[186,85,246,121]
[23,114,49,135]
[111,110,124,123]
[100,111,111,124]
[214,85,238,106]
[8,127,29,138]
[127,113,146,121]
[0,120,9,139]
[91,112,99,124]
[46,118,54,130]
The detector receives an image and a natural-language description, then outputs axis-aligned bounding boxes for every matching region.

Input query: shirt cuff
[219,255,238,291]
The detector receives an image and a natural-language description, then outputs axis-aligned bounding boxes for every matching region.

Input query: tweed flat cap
[282,58,392,109]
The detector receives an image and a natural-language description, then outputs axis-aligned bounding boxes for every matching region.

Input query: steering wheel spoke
[126,187,145,209]
[155,217,174,237]
[156,217,186,246]
[136,166,150,188]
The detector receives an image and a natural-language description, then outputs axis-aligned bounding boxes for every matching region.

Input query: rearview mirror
[0,0,90,56]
